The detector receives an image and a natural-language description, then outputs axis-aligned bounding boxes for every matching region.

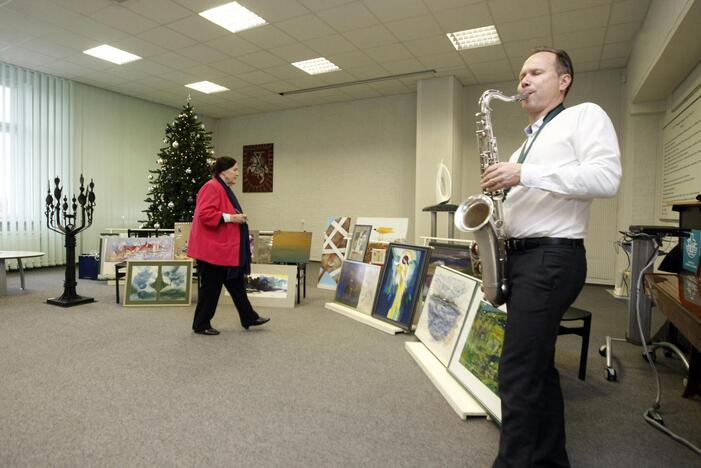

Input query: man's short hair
[529,47,574,96]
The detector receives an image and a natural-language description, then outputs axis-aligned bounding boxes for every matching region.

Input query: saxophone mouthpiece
[518,91,533,101]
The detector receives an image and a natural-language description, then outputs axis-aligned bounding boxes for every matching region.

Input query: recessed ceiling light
[291,57,340,75]
[83,45,141,65]
[199,1,267,33]
[447,25,501,51]
[185,81,229,94]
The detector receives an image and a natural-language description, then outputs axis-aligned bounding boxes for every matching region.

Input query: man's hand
[481,162,522,191]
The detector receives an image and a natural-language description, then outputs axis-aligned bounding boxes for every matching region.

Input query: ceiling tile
[402,35,454,57]
[276,14,336,41]
[183,64,229,80]
[55,0,114,15]
[150,52,200,70]
[422,0,485,13]
[576,60,600,72]
[459,44,507,64]
[90,5,159,35]
[552,5,610,35]
[269,43,319,62]
[385,15,444,41]
[124,0,193,24]
[137,27,198,51]
[102,64,151,82]
[417,51,464,69]
[433,3,493,33]
[214,76,254,90]
[303,34,357,55]
[503,37,550,60]
[362,0,429,22]
[111,36,167,59]
[64,52,115,71]
[238,50,288,69]
[600,56,627,68]
[0,8,60,37]
[496,16,551,43]
[381,57,425,74]
[245,0,310,22]
[39,60,94,79]
[20,38,76,59]
[238,85,277,97]
[238,25,295,49]
[605,21,642,43]
[567,46,603,63]
[178,44,229,64]
[264,64,311,80]
[343,24,397,49]
[554,28,606,50]
[0,47,53,68]
[316,2,379,32]
[601,41,633,59]
[473,71,516,84]
[206,35,261,57]
[326,50,375,68]
[238,69,280,85]
[317,70,357,84]
[610,0,650,24]
[127,60,175,77]
[166,15,230,42]
[550,0,612,13]
[347,63,390,79]
[364,43,413,63]
[488,0,549,23]
[469,59,512,75]
[296,0,356,12]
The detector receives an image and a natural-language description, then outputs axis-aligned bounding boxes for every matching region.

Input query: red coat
[187,178,241,266]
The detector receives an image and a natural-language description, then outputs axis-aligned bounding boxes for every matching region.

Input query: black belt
[506,237,583,252]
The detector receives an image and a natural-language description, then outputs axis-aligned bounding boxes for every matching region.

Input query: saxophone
[454,89,529,306]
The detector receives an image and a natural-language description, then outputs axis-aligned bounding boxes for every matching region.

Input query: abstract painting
[255,232,273,264]
[448,291,507,423]
[243,143,273,192]
[222,264,297,308]
[423,242,474,300]
[173,222,192,260]
[415,266,478,366]
[101,236,174,279]
[334,260,366,308]
[356,217,408,242]
[124,260,192,306]
[346,224,372,262]
[271,230,312,264]
[318,217,352,290]
[371,243,430,330]
[356,263,381,315]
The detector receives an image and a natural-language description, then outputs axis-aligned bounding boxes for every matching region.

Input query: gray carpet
[0,265,699,467]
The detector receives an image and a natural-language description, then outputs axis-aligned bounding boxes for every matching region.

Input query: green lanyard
[516,103,566,164]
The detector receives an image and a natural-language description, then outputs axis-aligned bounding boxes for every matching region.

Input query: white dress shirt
[504,102,621,239]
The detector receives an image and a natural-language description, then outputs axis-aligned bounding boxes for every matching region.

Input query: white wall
[215,94,417,260]
[459,68,625,283]
[73,83,218,253]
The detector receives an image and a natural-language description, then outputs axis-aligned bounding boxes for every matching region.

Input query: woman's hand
[224,213,247,223]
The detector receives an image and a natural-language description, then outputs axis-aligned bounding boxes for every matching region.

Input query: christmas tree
[141,101,214,228]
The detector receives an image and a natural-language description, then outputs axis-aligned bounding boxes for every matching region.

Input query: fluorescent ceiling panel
[185,81,230,94]
[199,2,267,34]
[83,45,142,65]
[291,57,340,75]
[447,25,501,51]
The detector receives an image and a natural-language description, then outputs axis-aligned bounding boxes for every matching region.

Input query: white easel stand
[405,341,487,420]
[324,302,405,335]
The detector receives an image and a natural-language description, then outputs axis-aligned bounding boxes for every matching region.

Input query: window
[0,85,10,219]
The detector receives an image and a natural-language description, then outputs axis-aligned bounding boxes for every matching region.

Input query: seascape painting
[318,217,352,290]
[415,266,478,366]
[124,260,192,306]
[224,264,297,308]
[271,230,312,264]
[246,273,289,298]
[356,264,381,315]
[423,242,474,300]
[101,236,174,279]
[371,243,430,330]
[448,292,507,423]
[334,260,366,308]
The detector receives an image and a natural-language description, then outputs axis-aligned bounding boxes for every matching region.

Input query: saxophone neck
[479,89,530,113]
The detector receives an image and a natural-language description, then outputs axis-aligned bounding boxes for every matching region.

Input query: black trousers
[494,244,586,468]
[192,260,259,331]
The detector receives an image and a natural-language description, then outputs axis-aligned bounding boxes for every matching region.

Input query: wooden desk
[0,251,46,295]
[646,273,701,398]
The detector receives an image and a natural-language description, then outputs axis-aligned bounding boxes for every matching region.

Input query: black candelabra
[45,175,96,307]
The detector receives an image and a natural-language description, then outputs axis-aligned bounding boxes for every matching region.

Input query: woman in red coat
[188,156,269,335]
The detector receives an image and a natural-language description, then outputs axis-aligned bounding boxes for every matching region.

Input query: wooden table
[0,251,46,295]
[646,273,701,398]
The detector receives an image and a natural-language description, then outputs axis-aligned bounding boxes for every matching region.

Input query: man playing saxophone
[482,47,622,467]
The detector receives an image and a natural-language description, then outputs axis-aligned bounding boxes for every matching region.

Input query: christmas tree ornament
[167,201,175,209]
[186,168,191,174]
[172,141,179,149]
[154,223,160,229]
[158,158,164,165]
[148,174,153,181]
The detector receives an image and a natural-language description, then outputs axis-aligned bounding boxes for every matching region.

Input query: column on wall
[414,76,463,243]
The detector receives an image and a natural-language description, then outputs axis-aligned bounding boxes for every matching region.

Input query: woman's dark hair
[212,156,237,176]
[529,46,574,96]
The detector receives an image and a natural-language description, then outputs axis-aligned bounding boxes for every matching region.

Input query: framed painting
[448,291,507,423]
[318,216,352,291]
[101,236,174,279]
[415,266,479,366]
[356,217,408,243]
[222,264,297,308]
[334,260,366,308]
[255,231,273,264]
[124,260,193,306]
[423,241,475,300]
[356,263,381,315]
[365,241,389,265]
[243,143,273,192]
[271,230,312,264]
[346,224,372,262]
[173,222,192,260]
[371,243,431,330]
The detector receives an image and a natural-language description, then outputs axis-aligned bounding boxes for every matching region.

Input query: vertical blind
[0,61,74,268]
